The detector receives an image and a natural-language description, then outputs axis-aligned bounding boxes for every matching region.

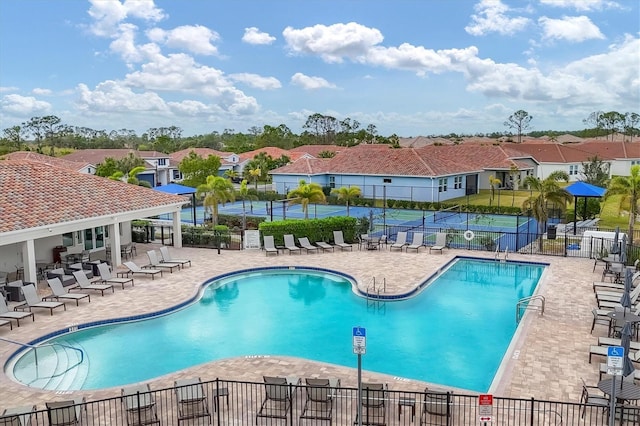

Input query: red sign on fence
[478,394,493,423]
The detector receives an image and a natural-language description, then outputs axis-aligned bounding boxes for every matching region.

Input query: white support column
[22,239,37,284]
[110,223,122,266]
[173,212,183,248]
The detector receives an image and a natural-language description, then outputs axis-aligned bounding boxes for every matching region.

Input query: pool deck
[0,243,604,408]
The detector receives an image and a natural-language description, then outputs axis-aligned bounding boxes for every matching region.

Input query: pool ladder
[516,295,546,323]
[366,277,386,310]
[495,246,509,262]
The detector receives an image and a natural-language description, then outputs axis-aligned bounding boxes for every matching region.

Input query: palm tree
[196,175,235,227]
[237,179,258,229]
[606,164,640,245]
[248,167,261,190]
[521,170,572,250]
[331,186,361,216]
[223,169,240,182]
[287,180,327,219]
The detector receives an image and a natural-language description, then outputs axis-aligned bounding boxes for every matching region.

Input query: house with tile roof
[169,148,241,182]
[270,144,536,203]
[4,151,96,174]
[63,149,174,187]
[0,160,188,284]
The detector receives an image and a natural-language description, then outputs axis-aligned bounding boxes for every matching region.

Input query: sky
[0,0,638,138]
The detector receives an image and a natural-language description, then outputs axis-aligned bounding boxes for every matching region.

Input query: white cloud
[283,22,384,63]
[242,27,276,45]
[32,88,53,96]
[539,16,605,42]
[229,73,282,90]
[146,25,219,55]
[539,0,621,12]
[290,73,337,90]
[76,80,169,112]
[465,0,531,36]
[0,86,19,93]
[0,94,51,115]
[365,44,479,75]
[87,0,165,37]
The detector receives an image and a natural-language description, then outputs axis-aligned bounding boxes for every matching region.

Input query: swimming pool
[7,257,546,392]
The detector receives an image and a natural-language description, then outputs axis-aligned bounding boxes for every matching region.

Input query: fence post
[215,378,222,426]
[530,397,535,425]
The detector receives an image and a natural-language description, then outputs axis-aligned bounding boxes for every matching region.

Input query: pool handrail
[0,336,84,379]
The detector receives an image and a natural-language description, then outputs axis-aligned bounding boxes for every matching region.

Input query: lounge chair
[14,284,66,315]
[419,390,451,424]
[45,278,91,306]
[283,234,301,255]
[145,250,179,273]
[256,376,294,421]
[0,294,34,327]
[0,318,11,331]
[97,263,134,289]
[298,237,319,254]
[1,405,36,426]
[123,262,163,280]
[72,270,114,296]
[300,378,333,422]
[121,384,160,426]
[159,246,192,268]
[174,378,211,425]
[429,232,448,254]
[332,230,353,251]
[354,383,387,425]
[46,397,85,426]
[315,241,335,252]
[405,232,425,253]
[263,235,279,256]
[389,232,408,252]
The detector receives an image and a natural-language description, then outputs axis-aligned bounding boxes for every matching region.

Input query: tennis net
[433,205,462,223]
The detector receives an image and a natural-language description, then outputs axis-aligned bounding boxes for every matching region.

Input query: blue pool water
[9,258,545,392]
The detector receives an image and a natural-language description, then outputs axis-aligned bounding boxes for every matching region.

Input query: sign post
[353,326,366,426]
[478,394,493,425]
[608,346,624,426]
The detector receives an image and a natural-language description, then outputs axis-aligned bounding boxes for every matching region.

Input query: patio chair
[159,246,191,268]
[590,308,612,335]
[300,378,333,423]
[46,268,77,288]
[97,263,134,289]
[354,383,387,425]
[283,234,301,255]
[145,250,179,273]
[256,376,292,421]
[45,278,91,306]
[123,262,163,280]
[429,233,448,254]
[263,235,279,256]
[389,232,408,252]
[332,230,353,251]
[419,390,450,425]
[72,270,114,296]
[0,405,36,426]
[46,397,85,426]
[0,318,10,331]
[405,232,425,253]
[315,241,335,252]
[0,294,34,327]
[579,378,608,419]
[121,384,160,426]
[15,284,66,315]
[298,237,319,254]
[174,378,212,425]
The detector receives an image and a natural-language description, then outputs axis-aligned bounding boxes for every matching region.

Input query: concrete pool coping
[0,244,601,408]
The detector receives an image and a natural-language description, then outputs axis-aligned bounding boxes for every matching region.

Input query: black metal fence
[2,377,623,425]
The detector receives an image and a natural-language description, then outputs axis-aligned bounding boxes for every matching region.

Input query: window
[569,164,579,176]
[383,178,392,183]
[632,160,640,166]
[62,232,74,247]
[454,176,463,189]
[157,158,167,166]
[172,170,182,180]
[438,178,448,193]
[329,176,335,189]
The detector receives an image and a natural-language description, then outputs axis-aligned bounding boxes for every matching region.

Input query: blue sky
[0,0,638,138]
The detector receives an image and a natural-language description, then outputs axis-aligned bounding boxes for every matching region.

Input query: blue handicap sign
[608,346,624,357]
[353,326,366,337]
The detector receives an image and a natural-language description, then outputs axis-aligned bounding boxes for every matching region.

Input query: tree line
[1,110,638,156]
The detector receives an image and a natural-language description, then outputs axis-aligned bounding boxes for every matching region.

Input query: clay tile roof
[289,145,344,157]
[0,160,188,233]
[62,149,168,165]
[238,147,290,162]
[511,141,639,163]
[4,151,91,172]
[170,148,237,166]
[270,158,331,175]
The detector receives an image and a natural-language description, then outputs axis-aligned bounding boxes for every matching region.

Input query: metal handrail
[0,336,84,368]
[516,295,546,323]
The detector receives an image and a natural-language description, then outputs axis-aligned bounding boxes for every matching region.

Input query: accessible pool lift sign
[607,345,624,375]
[478,394,493,424]
[353,326,366,354]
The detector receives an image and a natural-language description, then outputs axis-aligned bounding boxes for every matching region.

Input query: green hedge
[258,216,358,246]
[181,225,232,247]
